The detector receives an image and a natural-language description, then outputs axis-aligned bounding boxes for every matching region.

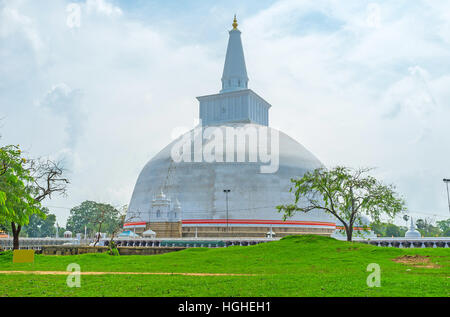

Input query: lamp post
[444,179,450,214]
[223,189,231,230]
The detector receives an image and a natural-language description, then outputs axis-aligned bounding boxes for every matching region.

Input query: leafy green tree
[0,145,42,249]
[416,218,441,237]
[0,218,12,235]
[385,223,406,237]
[66,201,121,237]
[371,222,406,237]
[23,207,57,237]
[437,219,450,236]
[277,166,406,241]
[1,144,69,248]
[370,222,385,237]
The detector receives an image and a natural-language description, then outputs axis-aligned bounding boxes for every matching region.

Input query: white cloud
[241,0,450,222]
[86,0,122,17]
[0,5,44,59]
[39,83,84,148]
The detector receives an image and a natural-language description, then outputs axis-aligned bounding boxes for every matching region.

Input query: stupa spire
[197,16,271,126]
[220,15,249,93]
[232,14,238,29]
[405,217,421,238]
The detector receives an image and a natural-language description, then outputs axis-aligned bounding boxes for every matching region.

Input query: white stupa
[125,17,336,237]
[405,218,421,238]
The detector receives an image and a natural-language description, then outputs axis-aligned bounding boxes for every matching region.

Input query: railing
[0,238,81,250]
[2,236,449,250]
[353,237,450,248]
[109,238,276,248]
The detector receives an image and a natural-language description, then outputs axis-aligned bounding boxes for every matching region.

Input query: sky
[1,0,449,225]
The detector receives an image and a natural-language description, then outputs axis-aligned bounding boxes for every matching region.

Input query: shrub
[106,241,120,256]
[0,250,13,256]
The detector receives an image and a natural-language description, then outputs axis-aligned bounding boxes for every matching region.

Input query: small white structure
[142,229,157,238]
[405,218,421,238]
[148,191,182,224]
[63,231,72,238]
[266,226,275,238]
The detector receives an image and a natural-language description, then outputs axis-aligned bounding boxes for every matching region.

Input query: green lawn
[0,235,448,297]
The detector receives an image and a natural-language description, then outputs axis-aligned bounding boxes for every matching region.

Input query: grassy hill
[0,235,448,296]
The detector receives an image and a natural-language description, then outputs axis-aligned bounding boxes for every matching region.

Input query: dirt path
[0,270,254,276]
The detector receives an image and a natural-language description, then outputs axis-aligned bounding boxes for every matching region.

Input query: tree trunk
[94,222,103,247]
[345,225,353,242]
[11,222,21,250]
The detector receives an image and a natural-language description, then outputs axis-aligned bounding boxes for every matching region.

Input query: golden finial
[232,14,238,29]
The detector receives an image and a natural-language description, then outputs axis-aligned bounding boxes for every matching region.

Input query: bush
[0,250,13,256]
[107,247,120,256]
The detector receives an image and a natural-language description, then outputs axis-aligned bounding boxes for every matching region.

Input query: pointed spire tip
[232,14,238,30]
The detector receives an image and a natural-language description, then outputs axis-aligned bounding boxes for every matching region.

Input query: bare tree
[29,159,70,203]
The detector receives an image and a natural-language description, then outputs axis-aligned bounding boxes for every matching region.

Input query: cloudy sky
[1,0,449,225]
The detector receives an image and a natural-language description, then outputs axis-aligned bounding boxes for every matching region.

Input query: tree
[0,145,42,249]
[402,214,410,228]
[385,223,406,237]
[27,159,69,203]
[277,166,406,241]
[66,201,121,239]
[23,207,57,237]
[437,219,450,237]
[0,145,69,248]
[0,221,9,235]
[416,218,441,237]
[371,222,406,237]
[103,205,141,255]
[17,158,68,247]
[92,204,108,246]
[106,204,128,253]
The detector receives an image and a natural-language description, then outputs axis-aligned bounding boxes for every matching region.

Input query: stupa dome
[127,123,335,229]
